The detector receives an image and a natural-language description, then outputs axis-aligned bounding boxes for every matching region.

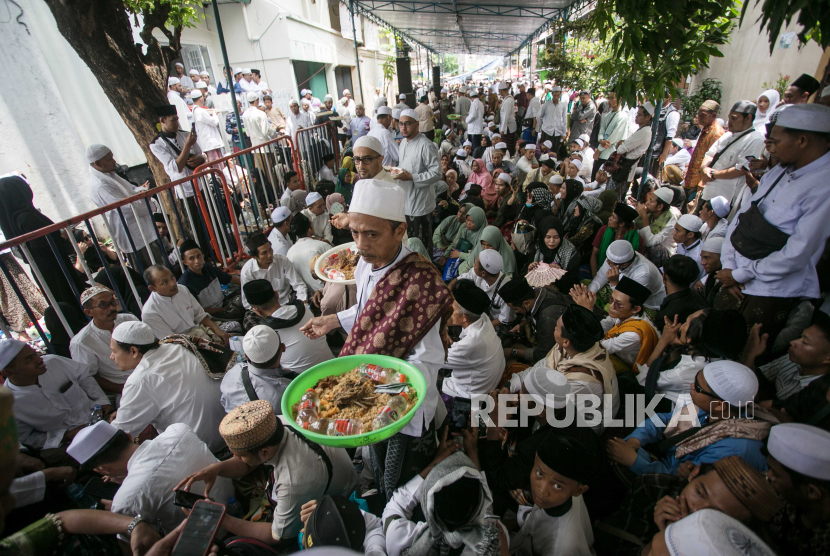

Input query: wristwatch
[511,348,519,357]
[125,514,146,538]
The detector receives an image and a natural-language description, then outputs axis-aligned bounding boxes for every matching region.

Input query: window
[181,44,215,83]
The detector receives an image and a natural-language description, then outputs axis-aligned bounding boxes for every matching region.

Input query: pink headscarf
[326,192,346,212]
[467,158,497,205]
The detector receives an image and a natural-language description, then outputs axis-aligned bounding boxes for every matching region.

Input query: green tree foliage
[741,0,830,53]
[678,78,723,121]
[443,55,460,76]
[587,0,739,106]
[536,20,611,92]
[761,73,791,99]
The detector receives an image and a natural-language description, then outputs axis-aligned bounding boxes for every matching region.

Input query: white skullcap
[652,187,674,205]
[200,71,209,77]
[441,88,448,93]
[493,142,506,150]
[175,62,184,68]
[498,82,509,90]
[377,96,387,103]
[677,214,703,232]
[570,159,583,170]
[242,68,251,74]
[233,67,243,75]
[243,325,281,364]
[189,68,199,75]
[523,366,572,409]
[488,123,496,128]
[353,135,383,155]
[551,86,562,92]
[543,140,553,149]
[0,339,27,370]
[641,102,656,116]
[271,206,291,223]
[574,138,585,148]
[478,248,503,274]
[306,191,323,206]
[80,284,113,306]
[664,509,775,556]
[545,84,552,89]
[491,133,502,139]
[716,118,725,126]
[350,179,406,222]
[399,93,406,100]
[539,154,550,161]
[579,133,590,143]
[392,109,401,120]
[67,421,119,465]
[343,88,350,95]
[497,172,511,184]
[701,236,724,254]
[191,90,203,100]
[487,115,495,121]
[768,423,830,480]
[301,99,311,106]
[524,144,536,150]
[289,98,299,106]
[702,360,758,408]
[709,195,730,218]
[672,137,684,149]
[399,108,418,121]
[456,148,467,157]
[168,76,180,86]
[606,240,635,264]
[112,321,155,345]
[377,106,392,116]
[463,140,472,147]
[246,92,259,102]
[85,144,112,163]
[324,94,333,101]
[195,81,207,89]
[549,174,564,185]
[776,103,830,133]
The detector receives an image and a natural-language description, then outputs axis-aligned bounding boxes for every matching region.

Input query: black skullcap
[433,477,482,531]
[454,279,491,316]
[154,105,178,117]
[542,159,557,169]
[561,305,604,344]
[702,309,748,360]
[537,433,602,484]
[179,239,201,257]
[243,279,276,306]
[613,203,639,225]
[323,153,335,162]
[791,73,820,95]
[304,495,365,551]
[153,213,167,224]
[615,276,651,307]
[498,278,534,304]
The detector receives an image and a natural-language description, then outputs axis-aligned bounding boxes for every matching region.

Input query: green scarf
[598,226,641,267]
[461,225,516,278]
[648,208,673,235]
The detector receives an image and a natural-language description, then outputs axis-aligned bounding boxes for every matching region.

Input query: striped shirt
[760,354,824,400]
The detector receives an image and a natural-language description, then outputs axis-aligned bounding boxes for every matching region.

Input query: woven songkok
[220,400,277,451]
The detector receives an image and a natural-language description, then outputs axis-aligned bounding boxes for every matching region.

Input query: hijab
[468,225,517,278]
[565,195,602,238]
[286,189,308,214]
[341,155,355,172]
[597,189,617,224]
[535,216,576,269]
[407,237,430,259]
[754,89,780,131]
[458,206,487,248]
[326,192,346,212]
[0,174,53,240]
[467,159,493,188]
[556,178,584,230]
[472,136,491,159]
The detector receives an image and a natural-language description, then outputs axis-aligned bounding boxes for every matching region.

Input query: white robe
[368,125,400,167]
[141,285,209,339]
[166,90,192,131]
[242,105,272,147]
[239,256,308,310]
[286,237,330,292]
[70,313,139,384]
[193,105,224,152]
[300,208,333,243]
[509,498,596,556]
[88,167,155,253]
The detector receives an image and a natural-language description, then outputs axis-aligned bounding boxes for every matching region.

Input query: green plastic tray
[280,354,425,447]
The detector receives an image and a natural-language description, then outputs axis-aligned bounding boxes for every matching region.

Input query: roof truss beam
[355,0,567,18]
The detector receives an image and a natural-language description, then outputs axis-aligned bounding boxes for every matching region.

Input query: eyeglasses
[609,299,629,310]
[694,374,722,400]
[89,299,120,310]
[353,155,381,165]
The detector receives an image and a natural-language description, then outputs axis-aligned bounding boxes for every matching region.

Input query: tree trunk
[42,0,186,239]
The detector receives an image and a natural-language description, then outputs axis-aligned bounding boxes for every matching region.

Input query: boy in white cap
[673,213,705,281]
[718,104,830,346]
[694,236,725,305]
[368,105,399,166]
[67,419,234,534]
[764,423,830,555]
[1,339,110,453]
[300,191,332,243]
[268,206,294,256]
[454,248,514,326]
[608,360,768,476]
[110,320,226,451]
[635,186,678,266]
[301,179,451,498]
[698,195,729,241]
[191,89,224,162]
[587,239,666,309]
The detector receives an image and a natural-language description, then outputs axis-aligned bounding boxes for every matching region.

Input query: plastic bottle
[66,483,100,509]
[226,497,244,518]
[358,364,407,384]
[295,402,318,428]
[372,393,409,430]
[228,336,244,352]
[326,419,363,436]
[88,405,103,426]
[304,418,330,434]
[300,389,320,409]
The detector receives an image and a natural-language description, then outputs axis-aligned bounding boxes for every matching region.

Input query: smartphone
[449,398,472,433]
[84,477,120,501]
[174,489,207,510]
[171,500,226,556]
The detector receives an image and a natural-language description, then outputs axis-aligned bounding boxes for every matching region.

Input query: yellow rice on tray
[292,369,418,431]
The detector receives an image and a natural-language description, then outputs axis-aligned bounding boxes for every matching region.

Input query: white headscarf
[754,89,781,132]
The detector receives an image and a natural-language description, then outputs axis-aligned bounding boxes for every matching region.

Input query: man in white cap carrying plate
[301,179,453,499]
[396,108,441,253]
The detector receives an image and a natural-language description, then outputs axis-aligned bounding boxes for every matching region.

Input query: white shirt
[701,129,765,201]
[700,218,728,242]
[70,313,139,384]
[261,306,333,372]
[242,105,272,147]
[286,237,329,292]
[7,355,108,449]
[723,151,830,298]
[665,148,691,172]
[192,105,224,152]
[442,317,505,399]
[457,269,514,324]
[397,133,441,217]
[149,131,202,198]
[589,253,667,309]
[616,126,653,160]
[510,498,596,556]
[369,125,400,167]
[455,96,471,120]
[676,239,705,282]
[499,94,517,134]
[300,208,333,243]
[636,354,707,407]
[286,110,314,141]
[336,244,443,436]
[239,255,308,310]
[538,100,568,137]
[600,315,658,366]
[638,210,677,257]
[220,362,296,413]
[525,96,541,121]
[466,98,485,135]
[318,165,336,183]
[10,473,46,508]
[760,354,824,401]
[268,227,294,257]
[141,285,208,339]
[111,423,234,534]
[166,90,192,131]
[266,420,359,539]
[88,167,155,253]
[583,180,607,196]
[112,343,226,451]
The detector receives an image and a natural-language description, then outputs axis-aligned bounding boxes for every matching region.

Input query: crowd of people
[0,64,829,556]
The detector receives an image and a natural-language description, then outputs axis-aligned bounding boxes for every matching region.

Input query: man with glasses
[586,239,666,311]
[70,285,139,401]
[329,136,395,232]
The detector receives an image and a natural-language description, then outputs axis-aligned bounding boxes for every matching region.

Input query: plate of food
[314,242,359,284]
[447,114,461,120]
[388,167,405,177]
[281,355,426,447]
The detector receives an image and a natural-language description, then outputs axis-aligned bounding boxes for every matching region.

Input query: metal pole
[638,96,664,199]
[349,0,365,105]
[211,0,246,152]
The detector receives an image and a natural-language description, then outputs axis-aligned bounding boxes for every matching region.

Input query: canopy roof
[346,0,591,56]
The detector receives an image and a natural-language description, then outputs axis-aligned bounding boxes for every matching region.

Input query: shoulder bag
[729,173,790,260]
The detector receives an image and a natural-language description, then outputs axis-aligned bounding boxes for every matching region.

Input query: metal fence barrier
[295,122,341,191]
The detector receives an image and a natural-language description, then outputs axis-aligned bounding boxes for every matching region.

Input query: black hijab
[536,216,567,264]
[0,175,53,240]
[472,136,491,160]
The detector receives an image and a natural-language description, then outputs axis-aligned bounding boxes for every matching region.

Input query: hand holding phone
[174,489,207,509]
[171,500,225,556]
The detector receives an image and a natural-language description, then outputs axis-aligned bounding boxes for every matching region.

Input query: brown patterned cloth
[158,333,235,379]
[674,418,771,459]
[340,252,454,359]
[683,121,724,190]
